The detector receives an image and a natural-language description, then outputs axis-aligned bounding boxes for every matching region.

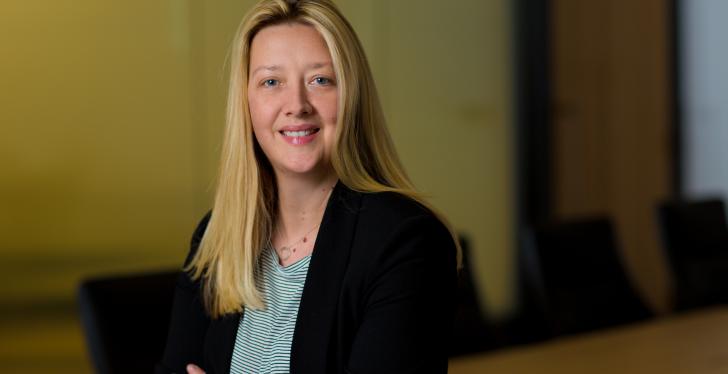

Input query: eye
[312,76,334,86]
[262,79,279,87]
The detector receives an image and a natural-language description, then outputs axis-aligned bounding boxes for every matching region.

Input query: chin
[276,162,324,176]
[282,158,335,177]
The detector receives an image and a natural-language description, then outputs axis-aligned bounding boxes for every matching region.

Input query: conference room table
[448,306,728,374]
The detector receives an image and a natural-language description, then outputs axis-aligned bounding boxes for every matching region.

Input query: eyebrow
[250,65,281,76]
[249,62,333,76]
[306,62,332,70]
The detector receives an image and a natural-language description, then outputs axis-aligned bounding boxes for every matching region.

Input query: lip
[279,124,320,145]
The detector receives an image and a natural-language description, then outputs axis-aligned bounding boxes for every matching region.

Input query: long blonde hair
[187,0,461,318]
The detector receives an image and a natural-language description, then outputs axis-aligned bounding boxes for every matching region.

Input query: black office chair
[522,217,652,337]
[78,270,179,374]
[449,235,500,356]
[657,199,728,310]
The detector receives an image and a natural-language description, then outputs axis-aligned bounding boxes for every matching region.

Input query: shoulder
[348,190,456,268]
[342,190,458,306]
[331,184,446,243]
[184,210,212,266]
[356,190,435,229]
[191,211,212,246]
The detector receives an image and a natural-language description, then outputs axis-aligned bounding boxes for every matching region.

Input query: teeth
[282,129,315,137]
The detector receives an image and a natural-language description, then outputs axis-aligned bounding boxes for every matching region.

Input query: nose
[284,81,313,117]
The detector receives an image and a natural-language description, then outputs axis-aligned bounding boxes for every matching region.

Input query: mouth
[280,128,320,137]
[279,126,321,145]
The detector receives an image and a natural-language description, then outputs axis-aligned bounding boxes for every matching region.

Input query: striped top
[230,247,311,374]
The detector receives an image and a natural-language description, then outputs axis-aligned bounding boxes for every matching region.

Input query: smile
[281,128,320,137]
[279,127,320,145]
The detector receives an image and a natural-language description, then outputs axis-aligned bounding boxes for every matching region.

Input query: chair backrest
[78,270,179,374]
[449,235,500,356]
[658,199,728,261]
[523,217,651,336]
[657,199,728,310]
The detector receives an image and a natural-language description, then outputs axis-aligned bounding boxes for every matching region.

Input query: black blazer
[156,183,457,373]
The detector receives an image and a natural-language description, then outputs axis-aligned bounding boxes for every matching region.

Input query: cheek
[316,94,339,124]
[248,97,272,132]
[326,103,338,123]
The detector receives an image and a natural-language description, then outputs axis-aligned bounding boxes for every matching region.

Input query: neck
[274,170,338,239]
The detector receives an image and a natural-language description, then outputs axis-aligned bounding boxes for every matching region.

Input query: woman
[157,0,459,373]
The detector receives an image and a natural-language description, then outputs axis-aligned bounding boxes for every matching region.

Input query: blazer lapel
[290,182,362,373]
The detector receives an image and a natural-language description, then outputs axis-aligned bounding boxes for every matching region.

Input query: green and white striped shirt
[230,247,311,373]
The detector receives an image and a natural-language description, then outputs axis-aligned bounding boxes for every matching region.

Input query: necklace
[274,185,335,262]
[276,223,320,261]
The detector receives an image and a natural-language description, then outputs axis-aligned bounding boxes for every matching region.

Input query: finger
[186,363,206,374]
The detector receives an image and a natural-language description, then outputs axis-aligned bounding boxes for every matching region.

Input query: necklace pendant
[279,246,292,261]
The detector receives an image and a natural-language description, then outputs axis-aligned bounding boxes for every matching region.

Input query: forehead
[249,22,333,69]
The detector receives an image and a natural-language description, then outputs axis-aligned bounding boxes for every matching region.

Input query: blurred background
[1,0,726,372]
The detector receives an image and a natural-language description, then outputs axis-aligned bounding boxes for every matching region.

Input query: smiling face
[247,22,338,181]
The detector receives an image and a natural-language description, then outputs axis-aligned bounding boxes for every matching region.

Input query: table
[448,307,728,374]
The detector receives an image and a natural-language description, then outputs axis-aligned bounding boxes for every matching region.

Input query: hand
[186,364,206,374]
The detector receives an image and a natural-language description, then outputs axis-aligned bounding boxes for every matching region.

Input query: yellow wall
[1,1,200,306]
[355,1,515,315]
[1,0,514,316]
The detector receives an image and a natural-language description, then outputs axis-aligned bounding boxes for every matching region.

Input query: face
[248,22,338,180]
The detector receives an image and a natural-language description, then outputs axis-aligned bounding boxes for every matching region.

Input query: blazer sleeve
[346,214,458,374]
[155,213,212,374]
